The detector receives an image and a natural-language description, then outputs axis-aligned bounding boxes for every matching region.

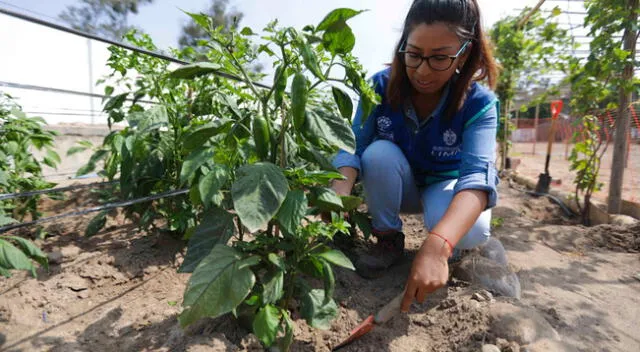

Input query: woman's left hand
[401,235,451,312]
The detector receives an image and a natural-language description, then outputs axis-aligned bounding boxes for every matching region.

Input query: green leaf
[300,289,338,330]
[198,164,229,208]
[67,145,89,156]
[0,214,18,227]
[262,269,284,305]
[179,246,257,327]
[46,149,61,164]
[85,211,108,237]
[332,87,354,120]
[0,238,35,277]
[316,249,354,270]
[323,22,356,55]
[179,208,235,273]
[352,212,372,240]
[169,62,222,79]
[317,8,365,31]
[280,310,294,351]
[275,189,308,236]
[267,253,285,270]
[0,170,8,187]
[127,106,169,133]
[5,236,48,270]
[183,118,232,152]
[241,27,254,36]
[304,108,356,154]
[180,148,214,186]
[312,187,343,212]
[103,93,128,111]
[184,11,211,29]
[231,163,289,233]
[340,195,362,212]
[320,259,335,304]
[252,304,281,347]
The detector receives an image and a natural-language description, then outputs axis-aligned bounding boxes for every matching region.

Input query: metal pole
[87,39,95,124]
[533,103,540,155]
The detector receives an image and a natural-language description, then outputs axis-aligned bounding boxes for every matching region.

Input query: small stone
[472,290,494,302]
[504,342,520,352]
[77,290,90,299]
[471,301,482,310]
[489,303,560,345]
[523,338,577,352]
[438,298,457,310]
[609,215,638,226]
[496,338,509,348]
[47,251,63,265]
[482,344,501,352]
[60,245,81,260]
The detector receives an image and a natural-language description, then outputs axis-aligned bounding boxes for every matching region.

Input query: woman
[331,0,500,312]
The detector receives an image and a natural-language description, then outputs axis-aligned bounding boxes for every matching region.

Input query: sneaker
[355,232,405,279]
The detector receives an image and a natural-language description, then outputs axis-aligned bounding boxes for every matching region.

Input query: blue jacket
[333,68,500,208]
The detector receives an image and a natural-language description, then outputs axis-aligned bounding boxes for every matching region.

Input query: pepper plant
[82,8,378,349]
[0,92,55,276]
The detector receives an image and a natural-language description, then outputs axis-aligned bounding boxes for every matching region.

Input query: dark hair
[386,0,498,119]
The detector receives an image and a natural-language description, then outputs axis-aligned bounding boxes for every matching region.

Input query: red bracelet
[429,231,454,256]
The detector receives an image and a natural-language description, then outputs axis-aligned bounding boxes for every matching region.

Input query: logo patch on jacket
[443,129,457,146]
[377,116,394,141]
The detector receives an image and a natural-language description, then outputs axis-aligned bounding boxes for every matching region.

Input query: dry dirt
[1,181,639,352]
[510,142,640,204]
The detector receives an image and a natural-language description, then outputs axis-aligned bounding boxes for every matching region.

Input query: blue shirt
[333,68,500,209]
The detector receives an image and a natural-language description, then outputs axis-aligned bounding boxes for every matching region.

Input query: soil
[510,142,640,204]
[1,181,639,352]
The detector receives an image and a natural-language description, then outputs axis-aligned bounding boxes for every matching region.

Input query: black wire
[0,6,272,90]
[0,180,118,201]
[0,80,156,104]
[0,188,189,233]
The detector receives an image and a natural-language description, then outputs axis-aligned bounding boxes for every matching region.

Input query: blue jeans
[361,140,491,250]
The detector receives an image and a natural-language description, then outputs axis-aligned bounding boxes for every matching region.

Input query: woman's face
[403,22,469,96]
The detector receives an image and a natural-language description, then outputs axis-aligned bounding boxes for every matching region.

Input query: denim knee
[361,140,411,178]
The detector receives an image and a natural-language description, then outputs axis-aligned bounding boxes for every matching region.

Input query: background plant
[490,5,573,169]
[0,92,56,277]
[566,0,639,223]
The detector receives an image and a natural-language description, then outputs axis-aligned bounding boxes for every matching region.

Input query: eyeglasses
[398,40,471,71]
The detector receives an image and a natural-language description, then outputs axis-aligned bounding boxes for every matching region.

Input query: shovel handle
[374,291,405,324]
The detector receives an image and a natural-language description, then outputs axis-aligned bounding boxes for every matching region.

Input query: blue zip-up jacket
[333,67,500,209]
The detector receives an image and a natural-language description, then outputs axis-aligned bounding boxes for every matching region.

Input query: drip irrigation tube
[0,188,188,233]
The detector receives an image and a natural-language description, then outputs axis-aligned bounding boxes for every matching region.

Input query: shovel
[535,100,563,194]
[332,291,405,351]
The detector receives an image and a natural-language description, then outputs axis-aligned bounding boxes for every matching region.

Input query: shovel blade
[536,173,551,194]
[332,314,376,351]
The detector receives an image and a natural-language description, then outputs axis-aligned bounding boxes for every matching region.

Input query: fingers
[401,282,416,312]
[416,287,428,303]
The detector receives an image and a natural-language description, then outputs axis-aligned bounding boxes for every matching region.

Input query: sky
[2,0,567,73]
[0,0,590,124]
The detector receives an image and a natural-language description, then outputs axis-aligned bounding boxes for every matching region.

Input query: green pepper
[274,65,288,108]
[291,73,308,131]
[252,117,270,161]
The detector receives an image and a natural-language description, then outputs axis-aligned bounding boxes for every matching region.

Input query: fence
[509,102,640,203]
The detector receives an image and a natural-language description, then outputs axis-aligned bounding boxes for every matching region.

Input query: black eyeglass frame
[398,40,471,71]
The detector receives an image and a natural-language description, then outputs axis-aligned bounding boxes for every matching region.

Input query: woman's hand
[401,235,451,312]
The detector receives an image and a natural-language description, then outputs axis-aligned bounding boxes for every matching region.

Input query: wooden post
[608,0,638,213]
[532,103,540,155]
